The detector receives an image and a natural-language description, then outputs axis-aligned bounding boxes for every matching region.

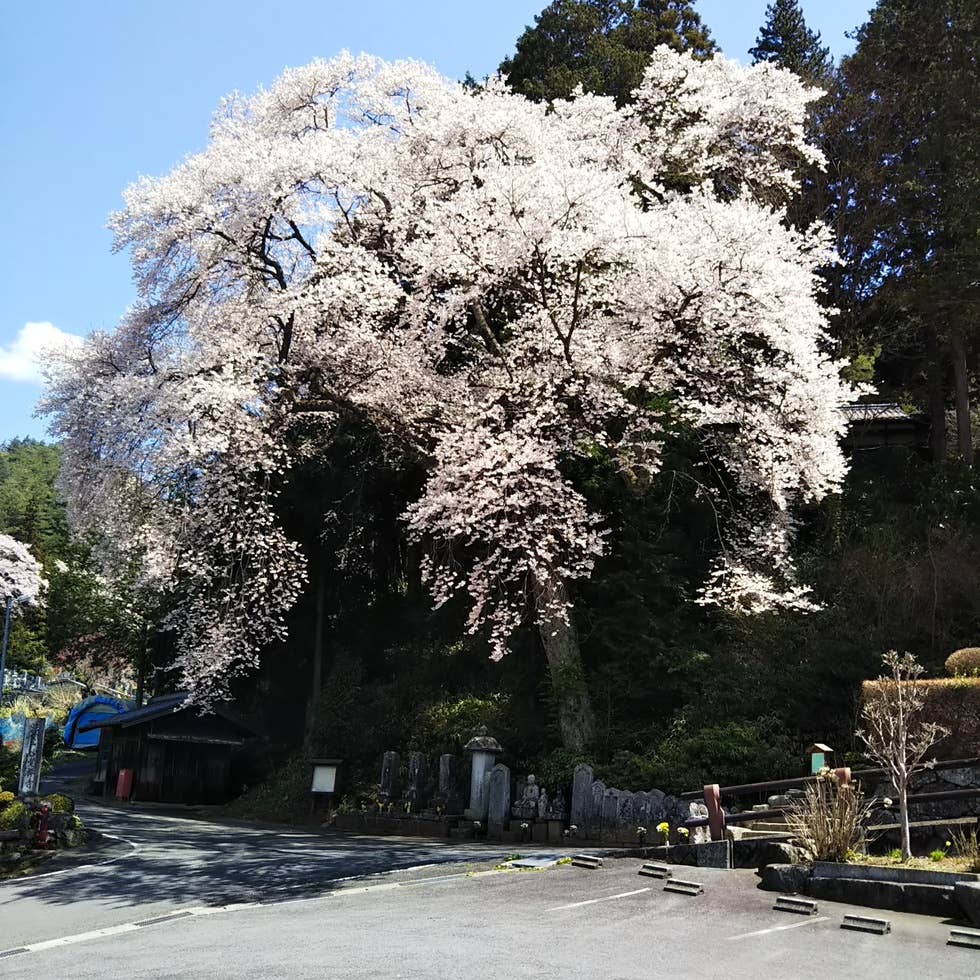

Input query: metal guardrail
[679,757,980,802]
[682,758,980,840]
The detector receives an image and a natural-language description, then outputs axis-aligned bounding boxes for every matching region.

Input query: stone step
[746,821,792,833]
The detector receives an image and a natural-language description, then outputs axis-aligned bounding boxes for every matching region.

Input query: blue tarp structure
[64,695,129,749]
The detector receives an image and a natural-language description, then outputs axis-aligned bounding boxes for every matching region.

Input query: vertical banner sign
[18,717,45,796]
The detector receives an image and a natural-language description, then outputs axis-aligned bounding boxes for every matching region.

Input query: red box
[115,768,134,800]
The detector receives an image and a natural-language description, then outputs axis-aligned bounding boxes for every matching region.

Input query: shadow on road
[5,801,514,911]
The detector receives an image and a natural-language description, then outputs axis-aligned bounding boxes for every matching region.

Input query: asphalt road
[1,793,527,950]
[1,766,977,977]
[3,848,977,978]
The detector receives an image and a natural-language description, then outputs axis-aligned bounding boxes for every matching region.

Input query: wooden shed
[85,692,258,804]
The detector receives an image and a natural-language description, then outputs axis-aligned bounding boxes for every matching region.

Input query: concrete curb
[761,863,979,920]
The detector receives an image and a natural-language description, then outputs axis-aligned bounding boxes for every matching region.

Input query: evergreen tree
[830,0,980,461]
[501,0,714,105]
[749,0,832,84]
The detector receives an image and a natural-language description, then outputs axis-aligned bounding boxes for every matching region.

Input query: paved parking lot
[4,855,977,978]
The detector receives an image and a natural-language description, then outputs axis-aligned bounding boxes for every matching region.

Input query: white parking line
[545,888,651,912]
[727,916,829,940]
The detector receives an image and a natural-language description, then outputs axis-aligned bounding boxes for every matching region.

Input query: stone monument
[487,763,512,837]
[463,727,503,822]
[378,750,400,805]
[433,753,462,813]
[404,751,426,808]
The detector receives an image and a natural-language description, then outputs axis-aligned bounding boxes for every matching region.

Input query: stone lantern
[463,726,503,821]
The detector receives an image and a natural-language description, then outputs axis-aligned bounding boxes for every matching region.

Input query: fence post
[834,767,852,789]
[703,783,725,841]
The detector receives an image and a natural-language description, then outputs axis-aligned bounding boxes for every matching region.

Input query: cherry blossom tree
[0,534,45,605]
[44,48,854,748]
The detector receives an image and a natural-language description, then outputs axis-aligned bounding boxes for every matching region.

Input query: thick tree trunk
[304,576,326,747]
[951,337,973,462]
[927,334,947,463]
[534,574,597,752]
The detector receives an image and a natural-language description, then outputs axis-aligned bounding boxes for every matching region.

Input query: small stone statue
[537,789,548,820]
[545,791,567,821]
[512,774,542,819]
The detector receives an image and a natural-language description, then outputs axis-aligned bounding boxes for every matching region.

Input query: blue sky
[0,0,868,444]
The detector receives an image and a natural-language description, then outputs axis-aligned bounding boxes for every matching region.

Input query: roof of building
[840,402,919,422]
[79,692,257,735]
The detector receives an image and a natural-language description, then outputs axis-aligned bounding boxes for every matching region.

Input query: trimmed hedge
[862,677,980,757]
[947,648,980,678]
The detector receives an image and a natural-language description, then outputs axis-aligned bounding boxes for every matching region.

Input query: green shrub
[224,755,313,823]
[929,849,947,862]
[946,648,980,677]
[0,790,14,807]
[414,694,509,755]
[0,801,27,830]
[533,748,593,791]
[595,750,661,791]
[42,793,73,813]
[644,718,799,795]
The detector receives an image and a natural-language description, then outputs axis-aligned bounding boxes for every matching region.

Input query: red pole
[35,802,50,848]
[703,783,725,841]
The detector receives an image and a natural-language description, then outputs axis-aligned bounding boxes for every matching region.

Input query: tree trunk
[134,620,149,709]
[951,337,973,462]
[898,787,912,862]
[535,574,597,752]
[927,334,947,463]
[304,576,326,747]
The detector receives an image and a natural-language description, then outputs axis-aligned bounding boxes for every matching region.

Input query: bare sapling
[857,651,949,861]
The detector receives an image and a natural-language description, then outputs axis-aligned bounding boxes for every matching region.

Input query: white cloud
[0,322,85,383]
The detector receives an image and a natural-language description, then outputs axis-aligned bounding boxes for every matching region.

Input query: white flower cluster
[43,47,855,692]
[0,534,45,605]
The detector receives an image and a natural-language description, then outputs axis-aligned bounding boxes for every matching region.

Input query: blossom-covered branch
[43,48,856,706]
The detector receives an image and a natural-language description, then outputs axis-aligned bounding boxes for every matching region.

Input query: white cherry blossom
[44,48,854,703]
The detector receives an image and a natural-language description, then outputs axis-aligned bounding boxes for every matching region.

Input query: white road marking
[28,923,139,951]
[727,916,829,940]
[0,903,262,958]
[545,888,651,911]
